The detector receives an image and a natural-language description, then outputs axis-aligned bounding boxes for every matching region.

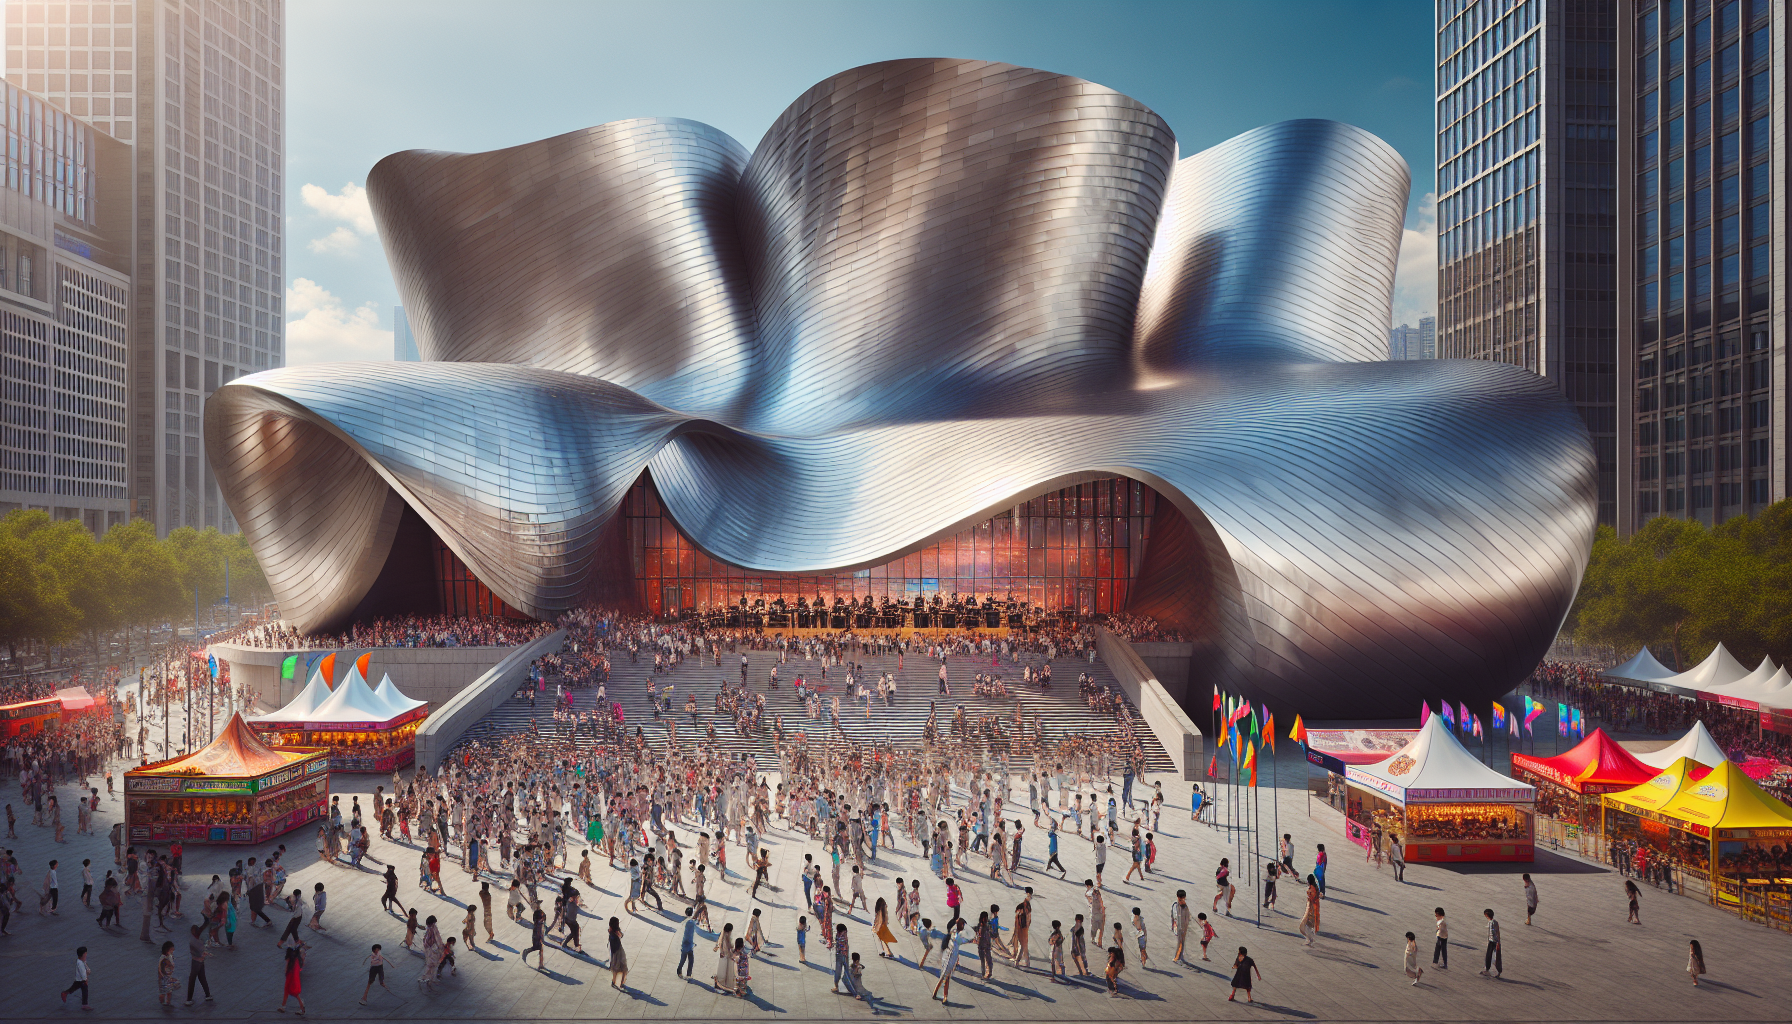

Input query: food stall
[1603,758,1792,923]
[125,713,329,845]
[1511,728,1658,853]
[1344,714,1537,862]
[250,659,428,773]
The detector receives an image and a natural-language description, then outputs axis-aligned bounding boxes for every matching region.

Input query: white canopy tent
[250,670,333,725]
[1603,646,1679,685]
[1657,644,1752,691]
[305,670,394,724]
[1703,665,1792,709]
[1346,714,1537,804]
[371,674,427,718]
[1635,720,1729,769]
[1701,656,1779,696]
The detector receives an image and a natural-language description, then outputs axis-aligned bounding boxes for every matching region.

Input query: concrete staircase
[455,643,1174,771]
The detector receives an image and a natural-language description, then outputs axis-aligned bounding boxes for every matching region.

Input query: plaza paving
[4,736,1791,1022]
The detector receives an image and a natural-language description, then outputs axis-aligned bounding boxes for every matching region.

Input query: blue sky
[285,0,1437,363]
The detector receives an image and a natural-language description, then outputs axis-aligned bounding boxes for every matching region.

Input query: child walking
[360,945,390,1004]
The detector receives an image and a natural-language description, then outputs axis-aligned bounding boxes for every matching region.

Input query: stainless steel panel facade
[208,59,1598,717]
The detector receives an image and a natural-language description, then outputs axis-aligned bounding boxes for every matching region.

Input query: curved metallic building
[207,58,1597,718]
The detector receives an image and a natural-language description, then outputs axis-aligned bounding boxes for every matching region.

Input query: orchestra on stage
[676,593,1075,633]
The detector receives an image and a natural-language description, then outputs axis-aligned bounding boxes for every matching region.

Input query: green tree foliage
[0,511,266,659]
[1569,502,1792,669]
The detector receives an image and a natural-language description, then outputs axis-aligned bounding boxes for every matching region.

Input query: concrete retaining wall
[1128,641,1195,708]
[1094,626,1204,781]
[413,629,566,773]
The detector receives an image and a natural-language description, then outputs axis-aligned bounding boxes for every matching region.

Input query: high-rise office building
[0,82,133,533]
[8,0,286,535]
[1390,316,1439,359]
[1618,0,1777,531]
[1390,322,1417,358]
[1436,0,1619,527]
[393,304,416,360]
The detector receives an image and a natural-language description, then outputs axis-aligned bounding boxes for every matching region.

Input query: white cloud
[284,278,392,364]
[300,182,376,254]
[1391,191,1438,331]
[308,225,362,255]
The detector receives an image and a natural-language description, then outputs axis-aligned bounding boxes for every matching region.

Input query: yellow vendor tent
[1603,757,1712,818]
[1656,759,1792,834]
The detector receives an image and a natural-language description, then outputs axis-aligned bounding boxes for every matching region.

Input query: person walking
[1314,844,1328,897]
[1522,873,1538,925]
[1432,908,1449,969]
[833,923,856,996]
[523,909,547,971]
[360,945,390,1005]
[1403,931,1423,985]
[1625,879,1641,925]
[157,941,177,1009]
[607,917,628,991]
[1687,939,1705,986]
[1480,909,1502,978]
[930,919,963,1002]
[1389,836,1405,883]
[381,865,405,917]
[185,924,213,1004]
[59,946,91,1010]
[1227,946,1260,1003]
[1170,891,1191,962]
[1298,875,1320,946]
[676,907,698,976]
[278,945,306,1014]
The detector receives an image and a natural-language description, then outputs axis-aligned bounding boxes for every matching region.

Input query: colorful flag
[1572,707,1583,738]
[1523,697,1543,735]
[1242,739,1258,788]
[1249,708,1261,740]
[1458,702,1471,733]
[1213,686,1222,712]
[1420,702,1432,726]
[318,652,337,689]
[1490,701,1506,731]
[1472,714,1483,739]
[1557,703,1569,737]
[1509,711,1521,738]
[1264,710,1277,754]
[1288,713,1307,747]
[280,655,298,680]
[1208,754,1218,778]
[207,654,218,679]
[1440,702,1455,729]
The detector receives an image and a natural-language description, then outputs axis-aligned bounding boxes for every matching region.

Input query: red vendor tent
[1511,728,1659,794]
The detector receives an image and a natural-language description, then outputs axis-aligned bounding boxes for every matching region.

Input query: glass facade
[8,0,286,536]
[624,474,1159,619]
[1628,0,1773,524]
[1437,0,1619,527]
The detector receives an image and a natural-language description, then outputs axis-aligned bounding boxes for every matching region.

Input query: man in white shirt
[41,860,60,915]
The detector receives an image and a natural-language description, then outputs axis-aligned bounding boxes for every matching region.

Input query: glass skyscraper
[1437,0,1618,526]
[8,0,286,535]
[1619,0,1777,529]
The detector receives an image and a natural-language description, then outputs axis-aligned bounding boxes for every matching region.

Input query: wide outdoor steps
[456,644,1174,770]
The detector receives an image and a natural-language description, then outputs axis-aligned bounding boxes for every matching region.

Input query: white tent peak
[1603,646,1677,683]
[1704,655,1779,696]
[306,667,391,723]
[1635,720,1729,769]
[252,670,333,724]
[1663,644,1750,690]
[1348,714,1535,799]
[371,673,427,718]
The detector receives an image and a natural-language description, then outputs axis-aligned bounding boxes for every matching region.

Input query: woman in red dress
[279,946,306,1014]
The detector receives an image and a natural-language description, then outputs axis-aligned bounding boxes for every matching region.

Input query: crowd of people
[1521,659,1792,801]
[230,616,556,651]
[1099,614,1187,643]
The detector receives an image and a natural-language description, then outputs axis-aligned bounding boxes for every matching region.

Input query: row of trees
[0,509,266,661]
[1566,501,1792,669]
